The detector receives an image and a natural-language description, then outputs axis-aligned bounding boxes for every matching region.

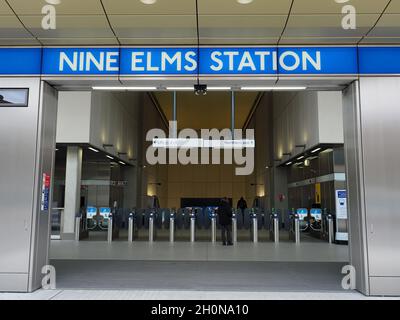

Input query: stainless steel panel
[0,79,58,293]
[0,78,41,276]
[342,81,370,295]
[28,82,58,292]
[0,274,29,292]
[359,77,400,278]
[369,277,400,296]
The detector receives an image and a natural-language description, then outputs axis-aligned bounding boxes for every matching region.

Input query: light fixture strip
[92,86,158,91]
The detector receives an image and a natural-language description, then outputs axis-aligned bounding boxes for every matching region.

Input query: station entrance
[1,48,400,296]
[47,83,351,293]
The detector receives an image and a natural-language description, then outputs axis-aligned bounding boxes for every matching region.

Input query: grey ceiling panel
[284,14,380,38]
[291,0,391,14]
[19,15,115,38]
[109,15,196,39]
[198,0,293,15]
[199,15,287,38]
[7,0,104,15]
[102,0,196,15]
[368,14,400,37]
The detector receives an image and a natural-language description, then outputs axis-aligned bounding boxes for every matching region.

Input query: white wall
[56,91,141,163]
[56,91,91,144]
[273,91,343,162]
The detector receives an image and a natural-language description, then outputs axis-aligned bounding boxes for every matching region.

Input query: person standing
[218,197,233,246]
[237,196,247,223]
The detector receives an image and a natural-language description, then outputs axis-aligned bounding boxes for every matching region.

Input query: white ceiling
[0,0,399,45]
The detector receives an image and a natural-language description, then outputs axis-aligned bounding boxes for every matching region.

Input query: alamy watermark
[341,264,356,290]
[335,0,357,30]
[41,0,60,30]
[41,265,56,290]
[146,121,255,176]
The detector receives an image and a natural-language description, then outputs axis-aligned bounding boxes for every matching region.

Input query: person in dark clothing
[237,196,247,223]
[218,197,233,246]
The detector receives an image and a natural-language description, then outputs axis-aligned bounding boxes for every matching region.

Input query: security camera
[194,84,207,96]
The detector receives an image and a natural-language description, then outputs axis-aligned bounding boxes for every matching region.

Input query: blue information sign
[0,46,399,76]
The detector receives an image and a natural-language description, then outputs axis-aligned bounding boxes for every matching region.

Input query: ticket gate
[169,210,176,243]
[232,209,238,244]
[250,210,258,243]
[289,208,309,243]
[269,210,280,243]
[210,209,217,243]
[190,210,196,242]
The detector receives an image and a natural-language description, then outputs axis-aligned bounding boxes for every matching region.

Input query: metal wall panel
[0,79,57,292]
[342,81,370,295]
[28,82,58,292]
[359,78,400,282]
[0,79,40,282]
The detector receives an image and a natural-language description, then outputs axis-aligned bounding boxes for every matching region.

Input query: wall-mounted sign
[41,173,51,211]
[297,208,308,221]
[335,190,349,241]
[1,46,400,76]
[0,88,29,107]
[335,190,348,220]
[310,208,322,222]
[99,207,111,219]
[86,207,97,219]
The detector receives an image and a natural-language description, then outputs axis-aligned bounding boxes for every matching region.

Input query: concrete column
[62,146,83,240]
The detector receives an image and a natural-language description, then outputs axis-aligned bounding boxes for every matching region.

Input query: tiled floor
[1,289,398,300]
[49,239,350,262]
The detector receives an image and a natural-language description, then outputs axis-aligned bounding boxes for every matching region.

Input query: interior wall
[167,164,247,209]
[140,94,169,208]
[345,77,400,296]
[0,79,57,292]
[273,91,343,162]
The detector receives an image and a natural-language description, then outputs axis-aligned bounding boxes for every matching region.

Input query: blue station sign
[0,46,399,76]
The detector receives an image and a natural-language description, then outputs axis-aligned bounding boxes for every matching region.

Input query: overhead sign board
[0,46,399,76]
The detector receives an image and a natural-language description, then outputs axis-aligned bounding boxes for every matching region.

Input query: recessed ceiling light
[106,155,114,160]
[237,0,253,4]
[166,87,194,91]
[140,0,157,4]
[93,86,157,91]
[88,147,99,153]
[119,161,126,165]
[241,86,307,91]
[311,148,322,154]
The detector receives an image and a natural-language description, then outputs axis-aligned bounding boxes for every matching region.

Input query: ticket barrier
[232,210,238,244]
[190,210,196,242]
[289,213,301,243]
[326,214,335,244]
[309,208,323,239]
[169,210,176,243]
[128,211,135,243]
[289,208,309,243]
[148,210,156,242]
[269,210,280,243]
[211,210,217,243]
[250,210,258,243]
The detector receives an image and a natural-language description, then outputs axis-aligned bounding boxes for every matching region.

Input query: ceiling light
[92,86,157,91]
[166,87,194,91]
[286,162,293,166]
[119,161,126,165]
[140,0,157,4]
[106,155,114,160]
[237,0,253,4]
[311,148,322,154]
[88,147,99,153]
[297,156,305,161]
[241,86,307,91]
[208,87,232,91]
